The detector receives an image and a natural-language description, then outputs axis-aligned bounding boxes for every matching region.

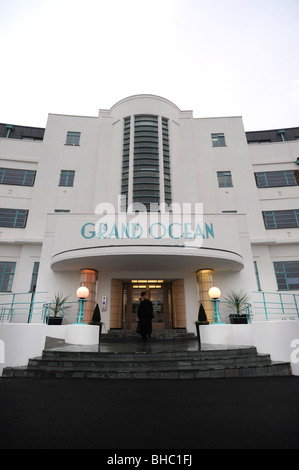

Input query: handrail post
[262,292,268,321]
[9,294,15,321]
[294,295,299,321]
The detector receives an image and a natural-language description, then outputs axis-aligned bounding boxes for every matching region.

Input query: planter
[195,321,209,346]
[47,317,63,326]
[229,314,248,325]
[89,322,103,343]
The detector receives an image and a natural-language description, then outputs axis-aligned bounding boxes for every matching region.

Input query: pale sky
[1,0,299,131]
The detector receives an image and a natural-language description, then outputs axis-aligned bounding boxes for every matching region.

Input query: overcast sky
[1,0,299,130]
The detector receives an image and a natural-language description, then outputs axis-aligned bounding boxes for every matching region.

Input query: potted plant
[224,290,251,324]
[48,292,70,325]
[89,303,104,342]
[195,303,209,345]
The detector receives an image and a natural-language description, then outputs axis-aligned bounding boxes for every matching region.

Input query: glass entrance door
[122,280,172,330]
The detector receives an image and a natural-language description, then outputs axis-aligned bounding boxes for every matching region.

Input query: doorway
[109,279,186,331]
[123,280,173,330]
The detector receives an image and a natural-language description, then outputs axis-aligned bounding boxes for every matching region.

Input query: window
[121,117,131,211]
[162,118,172,206]
[211,133,226,147]
[133,115,160,211]
[29,262,40,292]
[255,170,299,188]
[0,168,36,186]
[65,131,81,146]
[274,261,299,290]
[263,210,299,229]
[0,262,16,292]
[254,261,262,291]
[0,209,28,228]
[59,170,75,187]
[217,171,233,187]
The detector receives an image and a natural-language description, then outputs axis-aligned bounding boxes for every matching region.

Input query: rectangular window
[0,168,36,186]
[254,261,262,291]
[65,131,81,146]
[211,133,226,147]
[274,261,299,290]
[217,171,233,187]
[0,209,28,228]
[0,262,16,292]
[255,170,299,188]
[59,170,75,187]
[263,210,299,229]
[29,262,40,292]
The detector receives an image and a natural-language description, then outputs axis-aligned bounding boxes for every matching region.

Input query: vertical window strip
[29,262,40,292]
[162,118,172,205]
[254,261,262,291]
[121,117,131,211]
[0,262,16,292]
[133,115,160,211]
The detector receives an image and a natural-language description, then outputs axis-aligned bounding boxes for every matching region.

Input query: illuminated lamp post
[208,287,224,324]
[76,286,89,324]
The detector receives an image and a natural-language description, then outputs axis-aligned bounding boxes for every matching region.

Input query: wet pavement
[44,336,251,355]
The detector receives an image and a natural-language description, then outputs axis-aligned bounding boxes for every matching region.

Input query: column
[196,269,214,323]
[80,269,98,323]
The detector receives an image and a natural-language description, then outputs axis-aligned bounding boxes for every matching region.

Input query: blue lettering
[183,223,193,239]
[81,223,95,239]
[97,223,108,239]
[168,223,182,239]
[108,223,120,239]
[149,223,167,239]
[194,224,205,239]
[131,223,142,239]
[205,223,214,239]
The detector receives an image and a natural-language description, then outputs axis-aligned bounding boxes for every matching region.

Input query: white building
[0,94,298,332]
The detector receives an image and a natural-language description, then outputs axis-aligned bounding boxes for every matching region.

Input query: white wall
[200,321,299,376]
[0,323,47,375]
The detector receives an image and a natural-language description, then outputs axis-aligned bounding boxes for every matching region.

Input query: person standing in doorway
[137,291,154,340]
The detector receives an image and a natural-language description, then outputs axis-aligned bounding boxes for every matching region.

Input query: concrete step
[104,329,196,340]
[26,353,273,370]
[2,344,292,379]
[2,361,291,379]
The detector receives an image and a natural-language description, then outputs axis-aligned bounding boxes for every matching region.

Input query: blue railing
[252,291,299,322]
[42,301,80,324]
[210,300,253,324]
[0,292,80,324]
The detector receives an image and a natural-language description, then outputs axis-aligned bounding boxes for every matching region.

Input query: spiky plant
[224,290,250,315]
[50,292,70,318]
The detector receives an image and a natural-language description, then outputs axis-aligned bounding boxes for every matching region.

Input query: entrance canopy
[47,212,248,273]
[51,244,244,273]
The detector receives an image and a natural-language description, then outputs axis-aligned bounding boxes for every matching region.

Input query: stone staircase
[2,343,292,380]
[104,329,196,340]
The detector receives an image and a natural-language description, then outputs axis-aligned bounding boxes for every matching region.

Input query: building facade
[0,95,298,331]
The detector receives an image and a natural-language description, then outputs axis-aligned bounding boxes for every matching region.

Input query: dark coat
[137,299,154,337]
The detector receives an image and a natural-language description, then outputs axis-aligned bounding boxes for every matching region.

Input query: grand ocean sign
[51,197,243,258]
[81,199,210,249]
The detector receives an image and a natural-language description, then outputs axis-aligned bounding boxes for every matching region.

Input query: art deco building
[0,95,298,331]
